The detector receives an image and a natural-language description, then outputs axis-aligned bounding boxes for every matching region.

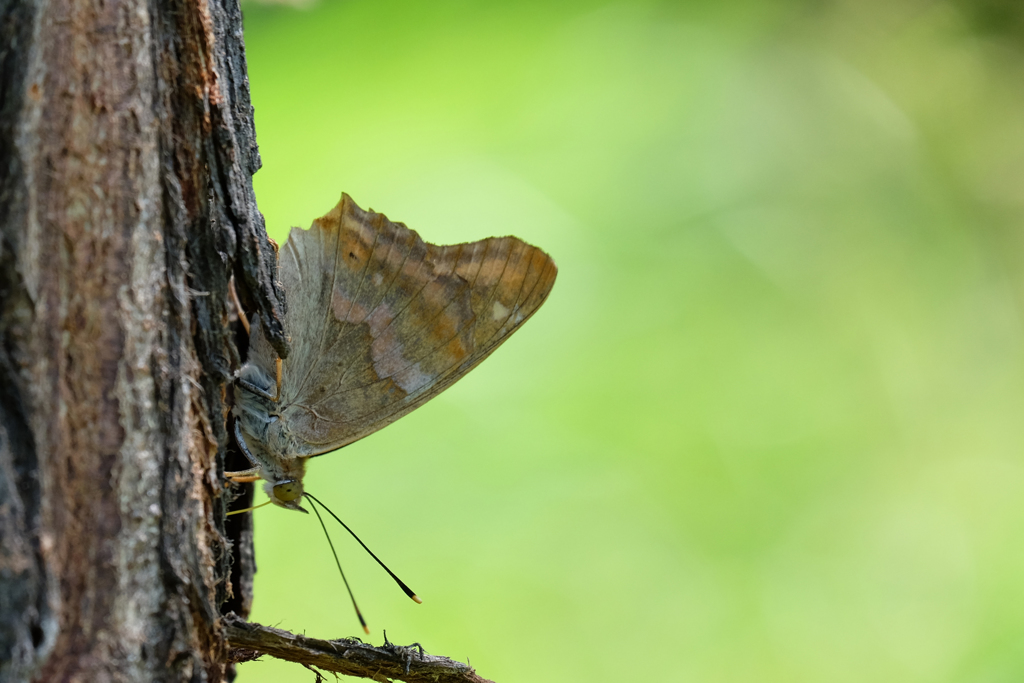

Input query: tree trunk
[0,0,287,680]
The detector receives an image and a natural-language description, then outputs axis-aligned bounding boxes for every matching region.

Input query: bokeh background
[237,1,1024,681]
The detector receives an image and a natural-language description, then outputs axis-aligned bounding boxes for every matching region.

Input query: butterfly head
[266,479,308,512]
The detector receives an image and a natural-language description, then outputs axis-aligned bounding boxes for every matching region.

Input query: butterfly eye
[272,480,302,502]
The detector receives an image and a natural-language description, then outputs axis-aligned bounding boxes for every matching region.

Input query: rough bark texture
[0,0,286,680]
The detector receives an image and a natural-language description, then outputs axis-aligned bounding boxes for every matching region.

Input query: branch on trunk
[223,614,494,683]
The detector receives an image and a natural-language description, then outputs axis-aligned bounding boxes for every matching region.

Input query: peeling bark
[0,0,285,680]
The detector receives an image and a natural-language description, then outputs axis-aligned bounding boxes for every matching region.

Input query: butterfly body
[232,194,557,509]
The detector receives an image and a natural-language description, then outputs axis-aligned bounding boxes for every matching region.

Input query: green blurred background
[237,1,1024,681]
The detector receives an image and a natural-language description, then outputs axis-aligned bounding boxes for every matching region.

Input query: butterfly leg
[229,277,251,335]
[224,470,261,485]
[235,362,283,402]
[237,376,279,402]
[226,420,264,484]
[276,357,282,401]
[225,473,262,484]
[227,419,264,479]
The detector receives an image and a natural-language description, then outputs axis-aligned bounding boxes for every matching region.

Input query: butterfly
[228,193,557,513]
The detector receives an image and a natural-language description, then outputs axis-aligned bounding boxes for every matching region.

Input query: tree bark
[0,0,287,680]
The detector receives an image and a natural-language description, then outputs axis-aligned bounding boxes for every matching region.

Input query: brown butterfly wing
[264,193,556,456]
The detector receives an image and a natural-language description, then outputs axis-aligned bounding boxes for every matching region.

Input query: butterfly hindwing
[260,193,556,456]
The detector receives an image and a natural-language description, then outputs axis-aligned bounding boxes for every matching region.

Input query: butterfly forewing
[254,194,556,457]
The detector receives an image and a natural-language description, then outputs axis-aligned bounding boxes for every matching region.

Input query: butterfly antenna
[307,495,370,634]
[304,492,422,604]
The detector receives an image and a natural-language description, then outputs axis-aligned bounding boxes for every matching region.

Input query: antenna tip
[411,594,423,604]
[362,624,371,635]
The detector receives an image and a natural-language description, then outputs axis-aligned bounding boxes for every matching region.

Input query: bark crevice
[0,0,284,680]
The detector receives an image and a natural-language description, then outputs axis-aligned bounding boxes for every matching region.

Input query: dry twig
[223,613,494,683]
